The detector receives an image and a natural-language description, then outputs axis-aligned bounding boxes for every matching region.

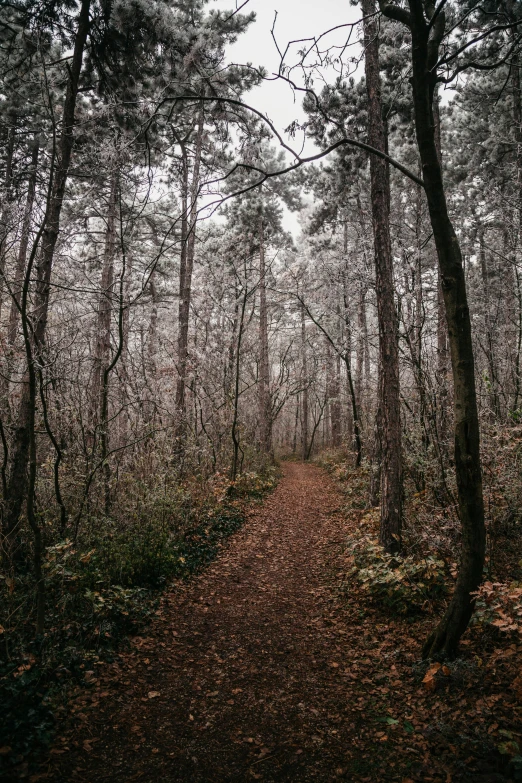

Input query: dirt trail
[49,462,362,782]
[47,462,520,783]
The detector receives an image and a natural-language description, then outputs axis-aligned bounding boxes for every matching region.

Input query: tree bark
[230,263,250,481]
[300,301,309,461]
[258,214,272,456]
[0,125,15,320]
[8,139,39,346]
[380,0,486,658]
[342,271,362,466]
[362,0,402,553]
[511,34,522,413]
[91,171,118,428]
[92,171,118,513]
[479,229,500,417]
[175,103,205,448]
[2,0,91,574]
[433,86,450,445]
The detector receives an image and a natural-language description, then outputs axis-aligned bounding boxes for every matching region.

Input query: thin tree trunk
[511,39,522,413]
[332,352,342,447]
[1,139,40,425]
[175,103,205,447]
[120,249,133,443]
[479,229,500,417]
[356,284,365,415]
[94,172,118,513]
[2,0,91,586]
[8,140,39,346]
[92,171,118,428]
[292,395,300,454]
[300,301,309,461]
[363,0,402,553]
[342,272,362,465]
[225,277,240,402]
[175,140,189,443]
[0,125,15,319]
[434,86,450,445]
[142,270,158,425]
[231,266,250,481]
[258,214,272,456]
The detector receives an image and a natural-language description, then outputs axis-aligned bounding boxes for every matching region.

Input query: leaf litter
[42,462,521,783]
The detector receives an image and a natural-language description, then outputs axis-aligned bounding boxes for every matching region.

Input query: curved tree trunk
[380,0,486,658]
[1,0,90,638]
[2,0,91,574]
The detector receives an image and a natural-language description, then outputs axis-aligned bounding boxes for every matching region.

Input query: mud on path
[48,462,366,782]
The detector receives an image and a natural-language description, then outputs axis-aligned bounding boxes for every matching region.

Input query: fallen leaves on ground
[41,463,521,783]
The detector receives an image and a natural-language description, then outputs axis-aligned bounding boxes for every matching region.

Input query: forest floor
[40,462,520,783]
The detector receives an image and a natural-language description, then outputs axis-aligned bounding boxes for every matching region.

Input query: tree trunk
[258,215,272,456]
[8,139,39,346]
[332,352,342,448]
[380,0,486,658]
[479,229,500,417]
[1,139,40,425]
[92,172,118,428]
[2,0,91,577]
[175,103,205,448]
[342,271,362,466]
[0,125,15,319]
[230,264,250,481]
[434,87,450,446]
[139,269,158,427]
[511,38,522,413]
[93,171,118,513]
[300,301,309,461]
[362,0,402,553]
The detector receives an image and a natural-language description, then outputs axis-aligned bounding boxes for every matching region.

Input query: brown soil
[44,462,520,783]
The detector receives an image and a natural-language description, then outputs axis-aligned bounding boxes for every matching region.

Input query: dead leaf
[423,662,441,691]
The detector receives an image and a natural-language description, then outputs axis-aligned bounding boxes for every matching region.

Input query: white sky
[211,0,362,232]
[212,0,361,149]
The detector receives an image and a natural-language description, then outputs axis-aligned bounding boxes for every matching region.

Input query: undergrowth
[316,449,522,623]
[0,466,278,778]
[318,448,522,777]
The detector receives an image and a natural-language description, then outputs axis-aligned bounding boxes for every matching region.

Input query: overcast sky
[213,0,361,153]
[211,0,361,233]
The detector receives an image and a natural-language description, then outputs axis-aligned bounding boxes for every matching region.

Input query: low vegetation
[0,467,278,776]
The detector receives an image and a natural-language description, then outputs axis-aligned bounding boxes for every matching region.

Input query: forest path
[48,462,366,782]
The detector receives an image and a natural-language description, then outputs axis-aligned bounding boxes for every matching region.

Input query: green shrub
[347,537,449,615]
